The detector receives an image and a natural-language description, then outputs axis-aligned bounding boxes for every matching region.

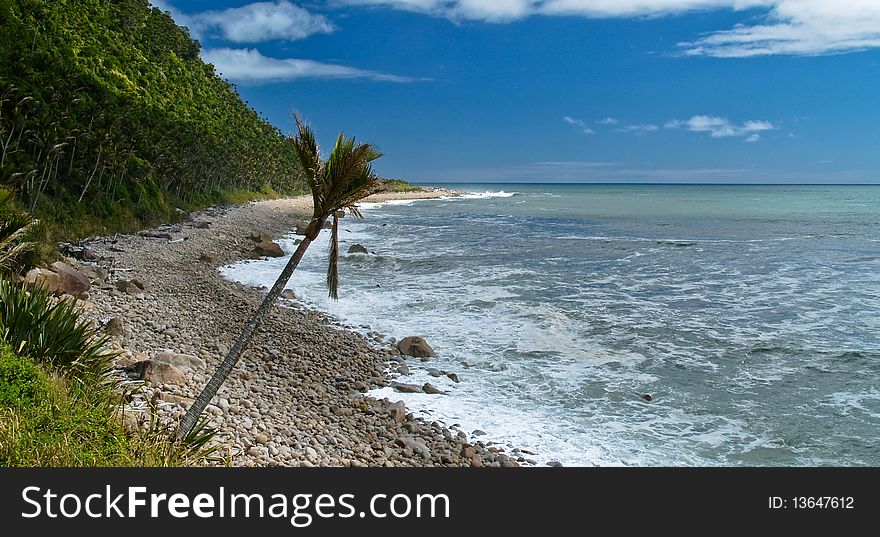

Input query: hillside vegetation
[0,0,306,238]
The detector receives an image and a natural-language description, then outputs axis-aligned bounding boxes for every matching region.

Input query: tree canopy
[0,0,306,236]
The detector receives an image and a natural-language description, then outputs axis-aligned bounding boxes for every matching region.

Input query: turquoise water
[224,184,880,466]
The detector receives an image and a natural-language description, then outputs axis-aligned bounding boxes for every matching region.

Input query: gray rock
[422,383,443,395]
[387,400,407,422]
[134,360,186,385]
[281,289,296,300]
[396,336,437,358]
[49,262,90,298]
[347,244,368,254]
[154,350,206,372]
[391,382,423,393]
[104,316,125,337]
[546,461,563,467]
[253,241,284,257]
[23,268,62,294]
[447,373,461,383]
[396,437,431,459]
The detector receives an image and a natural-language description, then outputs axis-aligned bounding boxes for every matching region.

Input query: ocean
[221,184,880,466]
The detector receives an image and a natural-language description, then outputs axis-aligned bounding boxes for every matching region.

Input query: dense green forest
[0,0,306,237]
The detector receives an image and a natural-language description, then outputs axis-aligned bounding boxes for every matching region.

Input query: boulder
[130,278,150,291]
[253,241,284,257]
[23,268,62,294]
[199,253,218,264]
[154,351,206,372]
[116,280,142,295]
[396,437,431,459]
[104,317,125,337]
[396,336,436,358]
[294,222,310,235]
[422,382,443,395]
[281,289,296,300]
[79,264,108,283]
[49,262,90,298]
[391,382,423,393]
[387,401,407,422]
[133,360,186,385]
[348,244,369,254]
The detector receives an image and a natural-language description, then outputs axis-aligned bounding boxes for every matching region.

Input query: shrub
[0,280,116,382]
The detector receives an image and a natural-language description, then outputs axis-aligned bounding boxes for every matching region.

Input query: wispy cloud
[342,1,880,56]
[669,115,775,139]
[680,1,880,57]
[563,116,595,134]
[596,117,619,125]
[617,124,660,134]
[151,1,334,43]
[201,47,421,83]
[342,1,771,22]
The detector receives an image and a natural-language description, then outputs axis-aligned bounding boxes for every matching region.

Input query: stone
[253,241,284,257]
[24,267,62,294]
[447,373,461,383]
[294,222,310,235]
[396,437,431,459]
[461,446,476,459]
[396,336,436,358]
[104,316,125,337]
[255,432,270,445]
[396,363,410,376]
[546,461,563,468]
[199,253,218,264]
[116,280,142,295]
[134,360,186,385]
[391,382,422,393]
[49,262,90,298]
[154,351,206,372]
[347,244,369,254]
[422,383,443,395]
[387,400,407,422]
[79,264,108,282]
[281,289,296,300]
[131,277,150,291]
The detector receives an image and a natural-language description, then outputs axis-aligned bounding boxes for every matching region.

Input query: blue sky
[152,1,880,183]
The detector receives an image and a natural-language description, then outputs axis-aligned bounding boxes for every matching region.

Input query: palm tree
[176,116,383,440]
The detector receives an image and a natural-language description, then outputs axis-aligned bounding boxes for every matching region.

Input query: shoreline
[75,187,525,467]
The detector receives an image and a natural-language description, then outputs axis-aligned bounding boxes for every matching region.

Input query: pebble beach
[73,187,526,467]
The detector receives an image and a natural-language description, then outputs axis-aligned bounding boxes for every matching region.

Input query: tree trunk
[176,219,324,440]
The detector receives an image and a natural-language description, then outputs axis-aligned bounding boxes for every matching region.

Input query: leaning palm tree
[176,115,383,440]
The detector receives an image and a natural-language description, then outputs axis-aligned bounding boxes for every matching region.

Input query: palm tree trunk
[176,219,323,440]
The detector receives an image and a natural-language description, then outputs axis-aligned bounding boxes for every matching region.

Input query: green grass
[0,281,222,467]
[379,179,423,193]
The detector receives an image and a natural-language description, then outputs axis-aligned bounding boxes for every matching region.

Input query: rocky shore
[58,188,526,467]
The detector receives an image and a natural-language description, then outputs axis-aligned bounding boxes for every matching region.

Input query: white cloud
[189,1,334,43]
[343,1,880,56]
[681,115,774,138]
[201,47,420,83]
[618,124,660,134]
[680,1,880,57]
[150,1,333,43]
[664,119,683,129]
[596,117,619,125]
[563,115,595,134]
[343,1,771,22]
